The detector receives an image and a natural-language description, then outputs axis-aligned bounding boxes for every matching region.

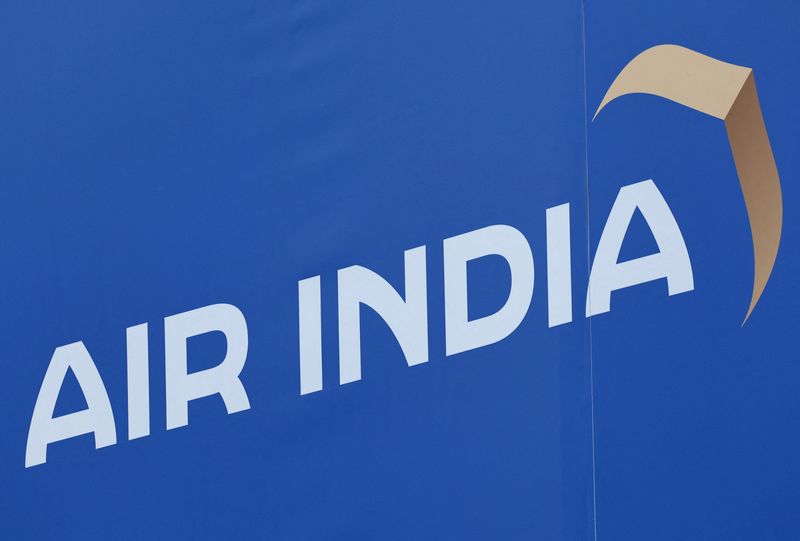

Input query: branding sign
[2,2,796,540]
[25,45,784,470]
[22,178,694,466]
[595,44,782,322]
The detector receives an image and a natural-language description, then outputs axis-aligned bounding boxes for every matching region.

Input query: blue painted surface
[1,0,797,539]
[586,2,800,540]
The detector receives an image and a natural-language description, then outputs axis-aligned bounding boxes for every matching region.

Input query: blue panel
[0,1,593,539]
[586,1,800,540]
[5,1,798,538]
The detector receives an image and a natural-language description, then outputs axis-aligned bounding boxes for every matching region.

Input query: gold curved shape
[594,45,783,323]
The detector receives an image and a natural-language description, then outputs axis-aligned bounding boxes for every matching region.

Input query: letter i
[127,323,150,440]
[299,276,323,395]
[546,203,573,327]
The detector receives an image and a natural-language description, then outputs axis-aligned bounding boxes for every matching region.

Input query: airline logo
[595,44,783,322]
[23,45,784,468]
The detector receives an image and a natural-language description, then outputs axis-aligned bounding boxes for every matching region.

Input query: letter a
[587,179,693,316]
[26,342,116,467]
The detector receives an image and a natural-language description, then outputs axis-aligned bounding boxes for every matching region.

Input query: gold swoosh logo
[594,44,783,323]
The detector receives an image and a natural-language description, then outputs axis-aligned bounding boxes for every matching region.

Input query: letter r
[165,303,250,430]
